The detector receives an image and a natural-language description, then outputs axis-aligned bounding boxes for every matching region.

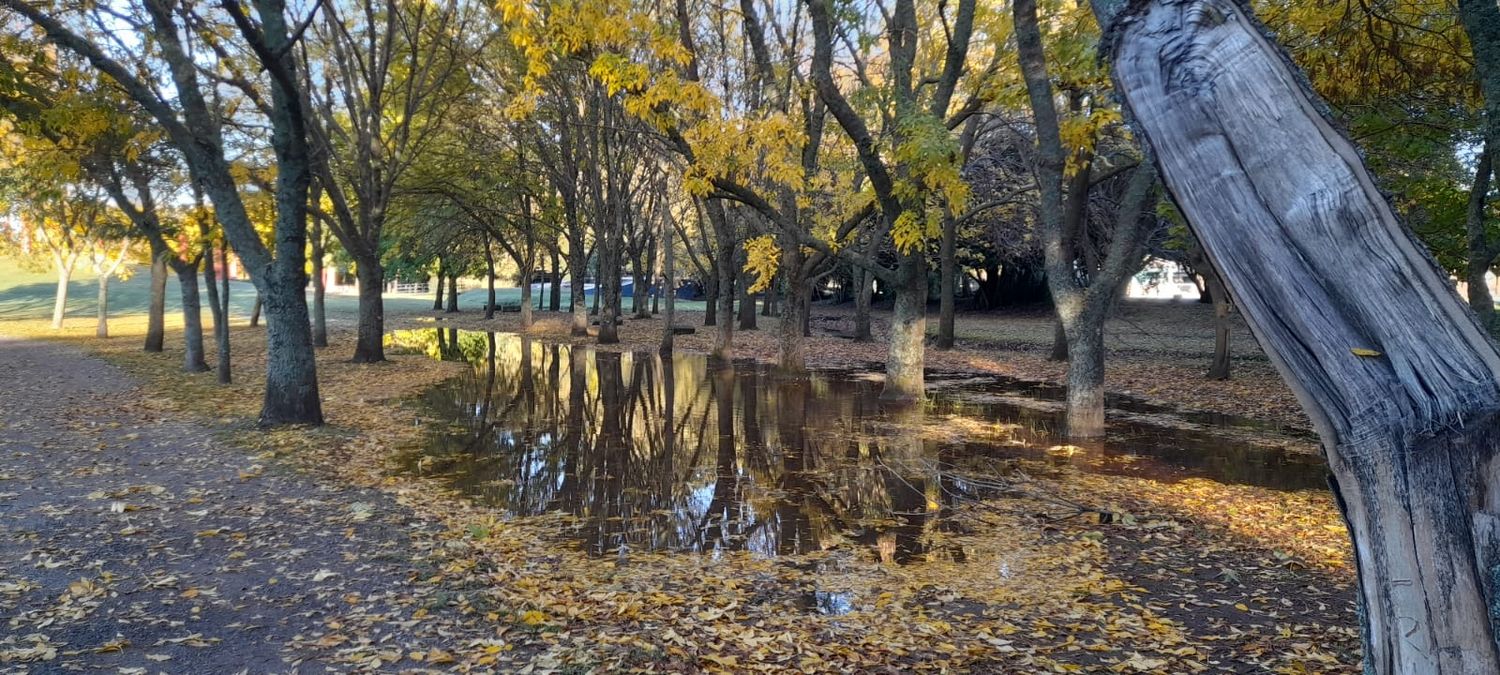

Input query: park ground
[0,260,1357,673]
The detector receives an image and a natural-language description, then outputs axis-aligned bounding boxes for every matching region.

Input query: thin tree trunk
[95,274,109,338]
[145,250,167,352]
[661,216,677,355]
[51,258,73,329]
[174,262,209,373]
[937,212,957,349]
[250,293,263,327]
[353,262,386,362]
[446,274,459,313]
[570,243,588,335]
[520,259,534,330]
[433,268,445,310]
[484,240,497,320]
[703,273,719,326]
[203,243,230,384]
[550,247,563,311]
[1466,143,1497,334]
[311,220,327,348]
[1092,0,1500,667]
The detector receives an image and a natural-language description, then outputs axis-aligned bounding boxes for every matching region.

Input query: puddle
[390,329,1328,565]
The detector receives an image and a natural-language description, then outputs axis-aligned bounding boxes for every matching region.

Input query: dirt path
[0,336,477,673]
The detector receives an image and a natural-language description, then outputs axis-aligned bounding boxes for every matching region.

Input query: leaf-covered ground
[0,303,1356,672]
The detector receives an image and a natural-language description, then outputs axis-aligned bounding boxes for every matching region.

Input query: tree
[3,0,325,425]
[1089,0,1500,667]
[305,0,477,362]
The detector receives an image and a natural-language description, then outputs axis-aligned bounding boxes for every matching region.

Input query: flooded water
[391,329,1327,563]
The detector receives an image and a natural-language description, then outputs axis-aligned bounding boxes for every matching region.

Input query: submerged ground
[0,260,1357,672]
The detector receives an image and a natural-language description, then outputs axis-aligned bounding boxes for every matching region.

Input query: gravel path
[0,336,476,673]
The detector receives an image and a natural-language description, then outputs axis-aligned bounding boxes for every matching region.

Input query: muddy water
[392,329,1327,562]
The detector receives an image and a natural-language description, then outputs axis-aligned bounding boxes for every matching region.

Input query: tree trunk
[51,260,72,329]
[598,244,620,345]
[145,251,167,352]
[550,247,563,311]
[95,274,110,338]
[203,244,230,384]
[570,245,588,336]
[311,221,328,348]
[937,212,957,350]
[258,272,323,425]
[1048,320,1069,361]
[433,270,445,310]
[1466,143,1497,334]
[353,262,386,362]
[1093,0,1500,668]
[250,293,262,327]
[737,265,758,330]
[445,274,459,313]
[703,272,719,326]
[1064,317,1105,437]
[1197,256,1234,380]
[709,201,735,359]
[853,265,873,342]
[520,260,535,330]
[882,252,927,399]
[484,241,497,321]
[174,262,210,373]
[779,255,809,373]
[661,217,677,355]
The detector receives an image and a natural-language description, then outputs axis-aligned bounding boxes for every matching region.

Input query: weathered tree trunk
[353,263,386,362]
[445,274,459,313]
[145,251,167,352]
[203,243,230,384]
[883,253,927,399]
[310,220,328,348]
[937,213,957,350]
[1093,0,1500,668]
[174,262,210,373]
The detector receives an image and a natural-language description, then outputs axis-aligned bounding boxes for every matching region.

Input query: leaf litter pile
[0,320,1357,673]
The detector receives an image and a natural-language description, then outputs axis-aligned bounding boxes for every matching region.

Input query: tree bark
[203,243,231,384]
[174,261,210,373]
[661,214,677,355]
[737,265,758,331]
[520,259,535,330]
[311,219,328,348]
[550,247,563,311]
[353,263,386,362]
[51,258,73,329]
[445,273,459,313]
[145,250,167,352]
[937,212,957,349]
[433,268,445,310]
[778,251,809,372]
[1092,0,1500,668]
[1465,142,1497,334]
[250,293,262,327]
[853,264,873,342]
[882,252,927,399]
[1048,320,1069,361]
[484,240,497,321]
[95,273,109,338]
[570,244,588,335]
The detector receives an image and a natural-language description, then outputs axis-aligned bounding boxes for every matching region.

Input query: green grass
[0,256,709,326]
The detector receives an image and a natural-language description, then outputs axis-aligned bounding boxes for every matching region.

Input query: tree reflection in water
[392,329,1329,561]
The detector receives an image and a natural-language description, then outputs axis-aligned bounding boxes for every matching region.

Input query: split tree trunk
[145,251,167,352]
[353,263,386,362]
[1093,0,1500,669]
